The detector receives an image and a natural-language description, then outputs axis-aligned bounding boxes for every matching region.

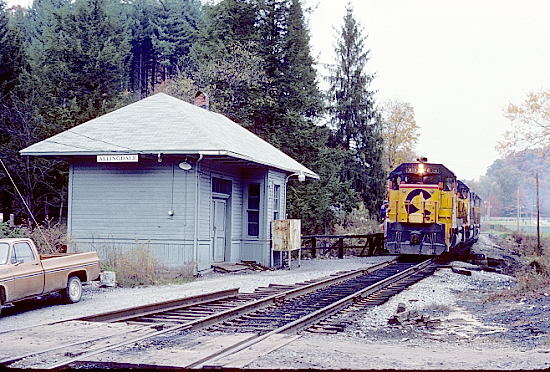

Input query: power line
[0,157,56,252]
[65,129,137,152]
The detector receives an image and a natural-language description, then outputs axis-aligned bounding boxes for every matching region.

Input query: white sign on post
[97,154,139,163]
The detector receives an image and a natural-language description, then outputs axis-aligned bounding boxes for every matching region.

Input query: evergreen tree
[188,0,266,125]
[254,0,359,233]
[152,0,200,83]
[0,0,25,96]
[126,0,156,97]
[192,0,258,62]
[29,0,131,127]
[328,4,385,215]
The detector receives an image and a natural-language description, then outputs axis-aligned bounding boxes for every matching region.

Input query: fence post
[338,237,344,259]
[312,237,317,258]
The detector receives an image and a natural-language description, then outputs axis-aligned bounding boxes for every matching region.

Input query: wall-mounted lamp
[285,172,306,184]
[178,161,192,171]
[157,153,162,163]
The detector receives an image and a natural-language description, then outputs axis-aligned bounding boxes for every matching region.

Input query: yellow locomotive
[384,159,481,255]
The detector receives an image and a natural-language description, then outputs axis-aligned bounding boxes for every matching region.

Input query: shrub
[0,221,27,238]
[28,223,69,254]
[332,203,380,235]
[0,220,68,254]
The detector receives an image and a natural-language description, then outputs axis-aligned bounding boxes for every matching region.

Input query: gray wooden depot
[21,93,318,272]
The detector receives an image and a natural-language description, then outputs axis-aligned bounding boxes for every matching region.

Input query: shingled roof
[20,93,319,178]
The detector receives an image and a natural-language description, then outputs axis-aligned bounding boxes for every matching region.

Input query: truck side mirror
[12,258,23,266]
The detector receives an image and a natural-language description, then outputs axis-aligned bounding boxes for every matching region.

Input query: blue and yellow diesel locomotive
[384,159,481,255]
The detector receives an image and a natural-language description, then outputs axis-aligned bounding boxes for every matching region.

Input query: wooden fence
[300,233,385,258]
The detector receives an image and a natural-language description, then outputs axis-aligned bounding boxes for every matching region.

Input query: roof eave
[20,149,320,180]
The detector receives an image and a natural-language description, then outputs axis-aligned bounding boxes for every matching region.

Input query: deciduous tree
[380,99,419,171]
[500,89,550,155]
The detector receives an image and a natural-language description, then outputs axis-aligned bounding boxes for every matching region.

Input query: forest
[0,0,397,234]
[468,148,550,218]
[1,0,546,235]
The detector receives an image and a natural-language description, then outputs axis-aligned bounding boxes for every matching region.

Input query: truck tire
[62,276,82,304]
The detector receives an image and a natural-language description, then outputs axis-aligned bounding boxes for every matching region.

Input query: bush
[0,221,27,238]
[101,243,195,287]
[332,203,380,235]
[0,220,68,254]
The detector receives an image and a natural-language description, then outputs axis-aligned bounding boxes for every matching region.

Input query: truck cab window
[13,242,35,263]
[0,243,9,264]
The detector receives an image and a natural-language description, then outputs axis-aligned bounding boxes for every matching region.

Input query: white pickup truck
[0,238,100,315]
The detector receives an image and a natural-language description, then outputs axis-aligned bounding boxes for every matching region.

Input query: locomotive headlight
[410,233,421,245]
[418,163,425,174]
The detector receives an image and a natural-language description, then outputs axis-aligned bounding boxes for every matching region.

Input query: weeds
[101,243,195,287]
[491,233,550,298]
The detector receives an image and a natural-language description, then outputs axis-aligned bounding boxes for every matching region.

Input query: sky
[306,0,550,180]
[5,0,550,180]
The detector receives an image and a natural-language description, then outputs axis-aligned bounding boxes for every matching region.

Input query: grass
[1,222,196,287]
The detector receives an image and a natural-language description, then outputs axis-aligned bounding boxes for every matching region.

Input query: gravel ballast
[2,235,549,370]
[0,256,392,333]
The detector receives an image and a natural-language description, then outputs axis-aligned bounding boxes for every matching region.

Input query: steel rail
[194,259,434,369]
[0,288,239,367]
[79,288,239,323]
[6,259,397,370]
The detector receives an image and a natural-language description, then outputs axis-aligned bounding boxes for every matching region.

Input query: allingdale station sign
[97,154,139,163]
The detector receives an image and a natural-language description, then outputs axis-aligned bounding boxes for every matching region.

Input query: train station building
[20,93,318,272]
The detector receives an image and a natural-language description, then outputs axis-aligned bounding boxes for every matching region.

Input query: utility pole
[536,173,541,255]
[516,187,520,233]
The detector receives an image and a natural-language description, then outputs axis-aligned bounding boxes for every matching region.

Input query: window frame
[12,242,35,263]
[246,183,261,238]
[273,184,281,221]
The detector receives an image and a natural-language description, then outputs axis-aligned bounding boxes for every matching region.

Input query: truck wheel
[62,276,82,304]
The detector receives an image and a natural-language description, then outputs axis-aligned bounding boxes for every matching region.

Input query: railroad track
[1,257,436,369]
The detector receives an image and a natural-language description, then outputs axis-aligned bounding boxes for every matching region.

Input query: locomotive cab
[385,160,457,255]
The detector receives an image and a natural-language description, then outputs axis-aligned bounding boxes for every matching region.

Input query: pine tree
[187,0,265,125]
[0,0,25,96]
[254,0,359,233]
[29,0,131,127]
[127,0,156,97]
[328,4,385,215]
[152,0,200,83]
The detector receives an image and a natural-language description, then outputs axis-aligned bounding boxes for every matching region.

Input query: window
[247,183,260,237]
[12,242,35,263]
[273,184,281,220]
[212,177,232,194]
[0,243,9,265]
